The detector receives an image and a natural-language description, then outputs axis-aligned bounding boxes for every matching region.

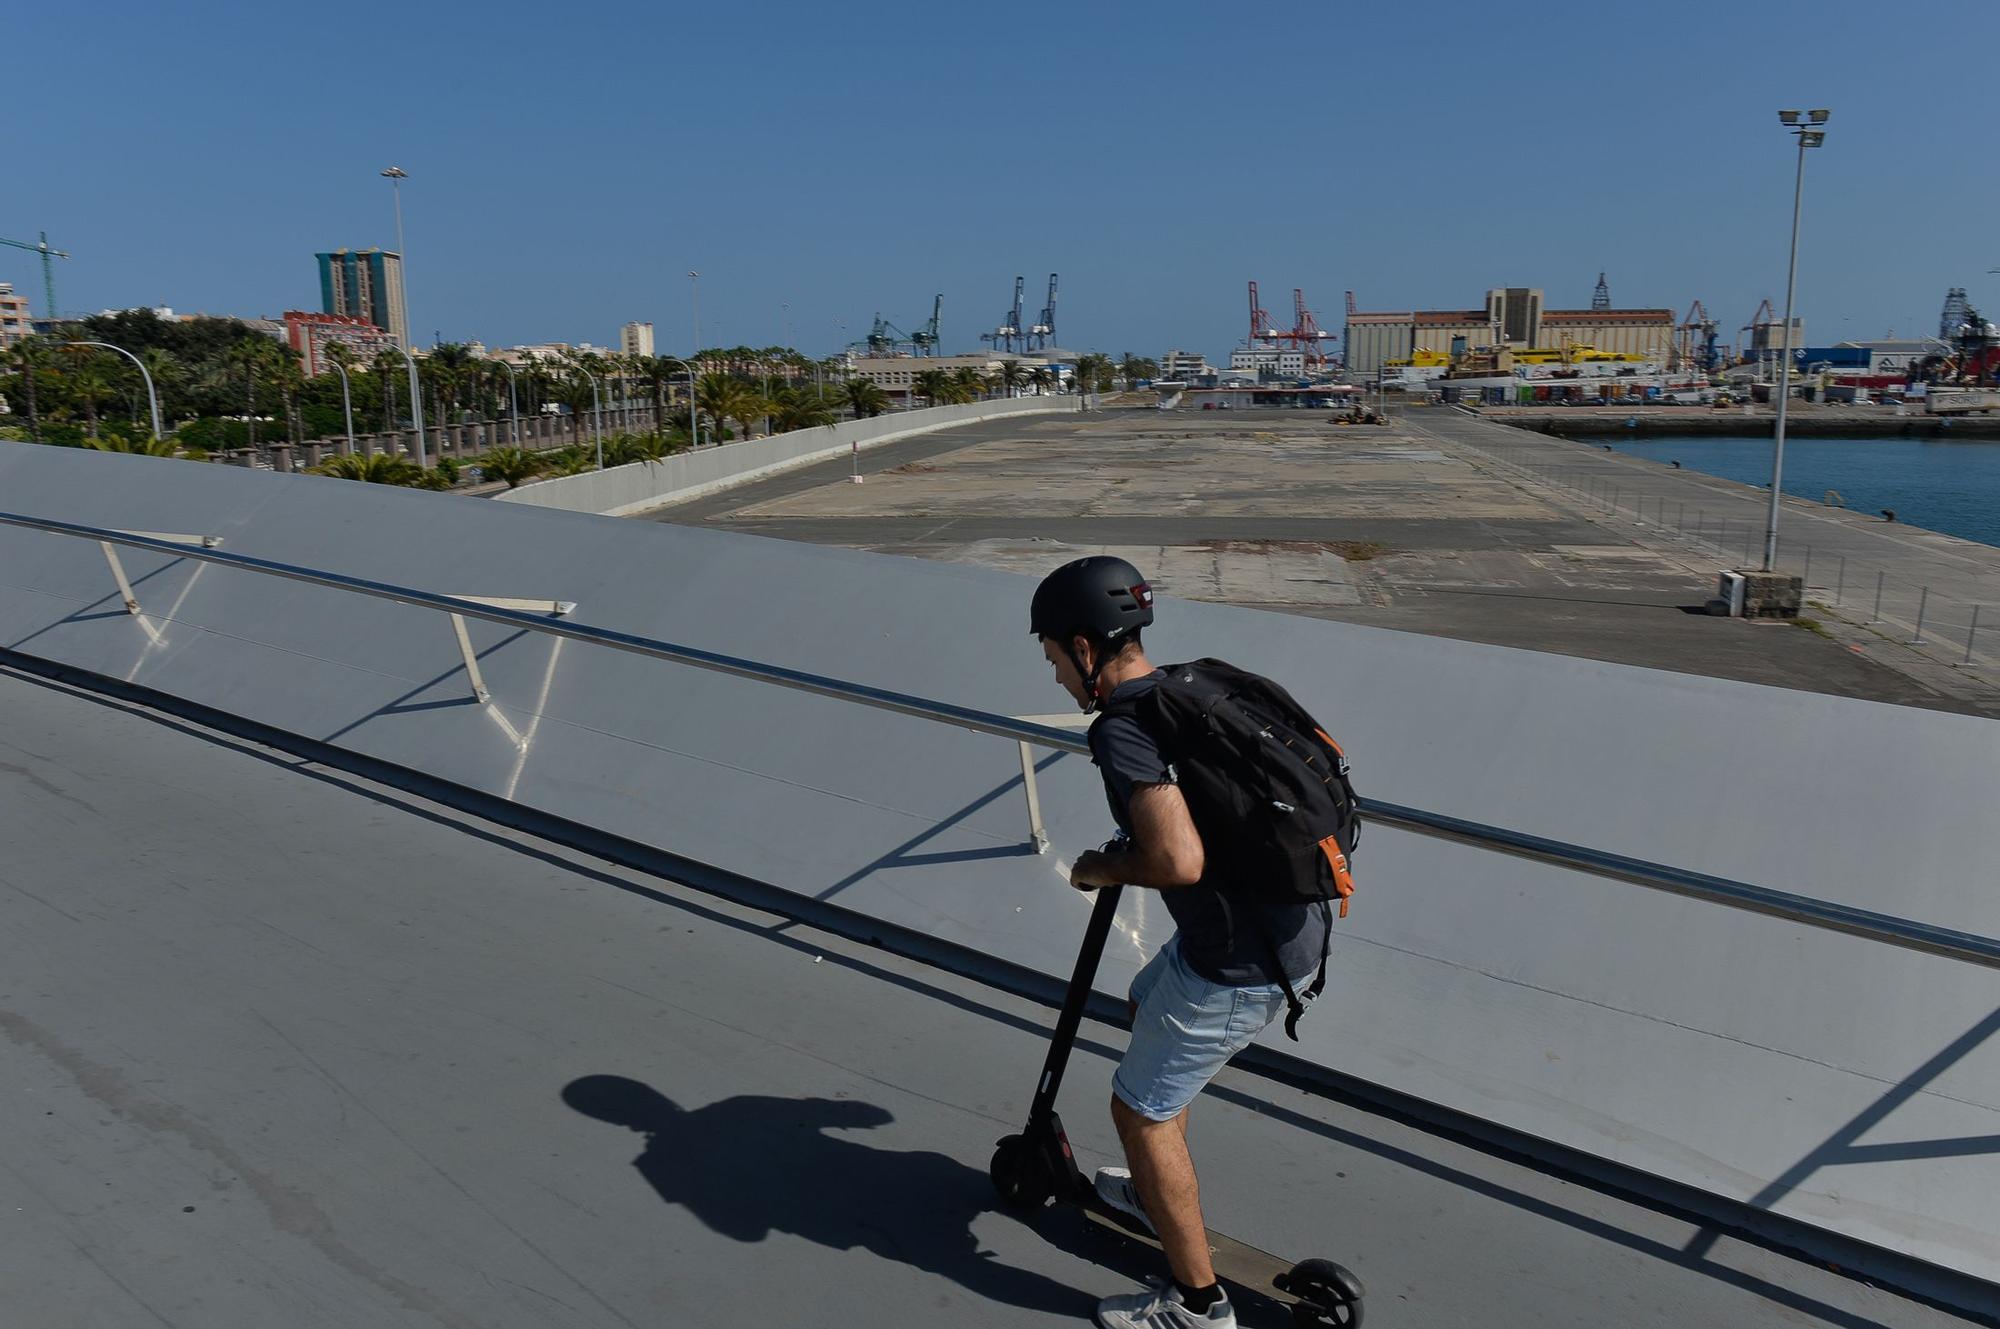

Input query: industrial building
[316,248,409,349]
[1344,283,1675,372]
[1228,346,1308,377]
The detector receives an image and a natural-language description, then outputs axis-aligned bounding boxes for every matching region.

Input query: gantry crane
[1677,300,1720,372]
[912,294,942,355]
[981,276,1027,353]
[1028,274,1057,349]
[1,231,70,321]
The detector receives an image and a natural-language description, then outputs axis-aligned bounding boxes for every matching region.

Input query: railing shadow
[5,555,188,653]
[1683,1005,2000,1261]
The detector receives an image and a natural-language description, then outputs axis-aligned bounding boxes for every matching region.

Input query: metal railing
[4,508,1998,974]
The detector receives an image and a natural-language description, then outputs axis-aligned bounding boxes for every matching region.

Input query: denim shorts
[1112,935,1300,1122]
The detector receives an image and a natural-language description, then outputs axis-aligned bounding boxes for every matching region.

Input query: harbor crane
[1677,300,1721,373]
[1265,287,1338,367]
[912,294,942,355]
[1,231,70,321]
[1247,281,1278,345]
[981,276,1027,353]
[1028,274,1057,350]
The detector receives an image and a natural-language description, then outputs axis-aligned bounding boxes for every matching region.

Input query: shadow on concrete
[5,555,190,654]
[803,747,1071,908]
[1683,1005,2000,1267]
[560,1076,1087,1317]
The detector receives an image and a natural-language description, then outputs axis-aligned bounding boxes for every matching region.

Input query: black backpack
[1097,659,1359,1039]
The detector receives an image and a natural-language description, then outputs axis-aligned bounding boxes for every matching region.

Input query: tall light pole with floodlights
[382,166,409,344]
[1762,108,1828,572]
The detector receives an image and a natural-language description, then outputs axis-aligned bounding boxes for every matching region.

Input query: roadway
[0,659,1979,1328]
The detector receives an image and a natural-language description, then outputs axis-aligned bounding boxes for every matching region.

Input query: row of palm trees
[4,313,1142,462]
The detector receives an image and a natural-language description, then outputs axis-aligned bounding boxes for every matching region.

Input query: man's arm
[1071,782,1205,891]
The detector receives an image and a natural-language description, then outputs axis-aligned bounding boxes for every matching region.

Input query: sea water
[1603,436,2000,549]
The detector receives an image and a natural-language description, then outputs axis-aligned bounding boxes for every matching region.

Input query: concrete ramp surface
[1,437,1998,1315]
[0,667,1977,1328]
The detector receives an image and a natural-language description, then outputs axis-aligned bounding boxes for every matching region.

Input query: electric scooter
[989,883,1366,1327]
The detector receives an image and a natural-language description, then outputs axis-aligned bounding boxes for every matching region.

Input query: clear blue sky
[9,0,1996,360]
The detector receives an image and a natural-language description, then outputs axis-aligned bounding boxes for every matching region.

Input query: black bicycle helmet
[1029,556,1155,643]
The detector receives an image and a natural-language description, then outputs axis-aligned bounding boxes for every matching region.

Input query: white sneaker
[1093,1166,1156,1235]
[1095,1277,1235,1329]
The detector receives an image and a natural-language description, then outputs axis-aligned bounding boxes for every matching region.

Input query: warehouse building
[1344,285,1674,372]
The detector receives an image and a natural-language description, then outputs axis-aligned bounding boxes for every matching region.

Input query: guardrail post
[99,542,141,614]
[1912,586,1930,644]
[449,613,491,704]
[1835,555,1845,606]
[1018,741,1049,854]
[1960,606,1982,668]
[1870,570,1885,623]
[1802,545,1812,588]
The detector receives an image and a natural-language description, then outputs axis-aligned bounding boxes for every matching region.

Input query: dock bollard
[1962,606,1982,668]
[1913,586,1930,644]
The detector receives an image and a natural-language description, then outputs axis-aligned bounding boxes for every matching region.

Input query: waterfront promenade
[1413,407,2000,705]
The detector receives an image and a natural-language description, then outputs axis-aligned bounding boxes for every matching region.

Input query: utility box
[1711,571,1748,617]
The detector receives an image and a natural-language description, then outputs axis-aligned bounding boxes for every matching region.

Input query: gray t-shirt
[1087,672,1330,987]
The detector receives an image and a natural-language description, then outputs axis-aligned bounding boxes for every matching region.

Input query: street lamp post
[495,359,522,445]
[326,358,357,452]
[1762,108,1829,572]
[68,341,162,441]
[687,270,703,448]
[573,365,604,469]
[397,346,428,468]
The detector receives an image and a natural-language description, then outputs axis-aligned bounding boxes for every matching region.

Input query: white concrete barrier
[493,396,1078,516]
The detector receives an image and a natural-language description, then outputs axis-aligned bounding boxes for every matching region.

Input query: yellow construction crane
[1,231,71,321]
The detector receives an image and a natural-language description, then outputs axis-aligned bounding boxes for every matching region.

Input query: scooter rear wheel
[1277,1258,1364,1327]
[989,1133,1056,1212]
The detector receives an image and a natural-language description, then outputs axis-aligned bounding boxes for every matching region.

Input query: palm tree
[1,337,51,440]
[951,366,985,401]
[85,434,182,457]
[477,446,548,488]
[373,349,403,432]
[843,377,888,420]
[996,359,1027,398]
[911,368,953,407]
[1028,366,1054,395]
[696,372,757,442]
[59,346,114,439]
[771,386,836,432]
[224,336,279,448]
[311,451,429,485]
[556,357,601,447]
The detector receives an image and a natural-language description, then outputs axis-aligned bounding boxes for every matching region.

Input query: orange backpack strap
[1317,834,1354,917]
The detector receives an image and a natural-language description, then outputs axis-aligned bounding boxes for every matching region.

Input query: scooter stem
[1028,884,1124,1129]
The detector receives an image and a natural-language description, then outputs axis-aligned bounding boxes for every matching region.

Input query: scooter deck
[1080,1199,1296,1295]
[1028,1198,1309,1327]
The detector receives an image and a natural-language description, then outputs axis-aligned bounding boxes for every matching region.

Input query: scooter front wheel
[1277,1258,1364,1327]
[989,1133,1056,1212]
